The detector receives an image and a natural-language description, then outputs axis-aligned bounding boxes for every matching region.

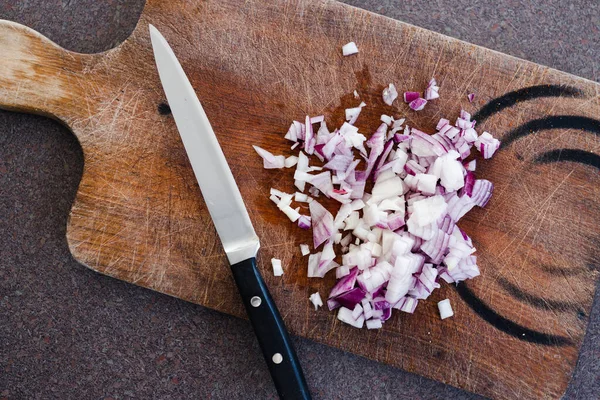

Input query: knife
[149,25,311,400]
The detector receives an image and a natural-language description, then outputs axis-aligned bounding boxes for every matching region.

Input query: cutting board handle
[0,20,88,121]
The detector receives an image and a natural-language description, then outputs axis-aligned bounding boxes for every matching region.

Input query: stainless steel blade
[149,24,259,265]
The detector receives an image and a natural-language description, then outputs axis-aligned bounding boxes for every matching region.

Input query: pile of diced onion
[254,80,500,329]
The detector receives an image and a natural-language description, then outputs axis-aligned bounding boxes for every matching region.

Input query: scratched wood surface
[0,0,598,398]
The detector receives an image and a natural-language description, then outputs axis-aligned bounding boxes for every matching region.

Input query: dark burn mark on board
[540,263,590,277]
[158,102,172,115]
[460,84,600,346]
[535,149,600,170]
[455,284,573,346]
[496,277,580,312]
[472,85,583,123]
[501,115,600,148]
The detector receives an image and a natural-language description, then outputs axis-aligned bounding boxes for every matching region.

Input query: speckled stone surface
[0,1,598,399]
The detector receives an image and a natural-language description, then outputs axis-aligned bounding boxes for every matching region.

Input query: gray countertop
[1,1,598,399]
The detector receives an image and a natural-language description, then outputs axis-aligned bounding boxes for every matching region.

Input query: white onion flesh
[271,258,283,276]
[342,42,359,56]
[300,244,310,256]
[438,299,454,319]
[309,292,323,310]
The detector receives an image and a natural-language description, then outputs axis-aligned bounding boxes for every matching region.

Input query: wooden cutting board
[1,0,598,398]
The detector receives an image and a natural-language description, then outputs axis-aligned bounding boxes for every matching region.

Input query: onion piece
[329,267,359,299]
[424,78,440,101]
[416,173,438,195]
[311,115,325,124]
[438,299,454,319]
[380,114,393,126]
[403,91,420,103]
[383,83,398,106]
[336,265,350,278]
[295,192,309,202]
[253,145,285,169]
[407,195,447,227]
[345,102,366,125]
[338,307,365,328]
[342,42,359,56]
[366,318,383,329]
[475,131,501,159]
[334,287,367,309]
[285,156,298,168]
[272,258,283,276]
[309,292,323,310]
[300,244,310,256]
[352,303,364,319]
[327,298,341,311]
[467,93,475,102]
[304,115,315,155]
[311,171,334,197]
[399,297,418,313]
[409,98,427,111]
[298,215,311,230]
[470,179,494,207]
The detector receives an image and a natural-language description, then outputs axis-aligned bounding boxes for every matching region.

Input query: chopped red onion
[467,93,475,102]
[311,171,334,197]
[425,87,439,101]
[399,297,418,313]
[334,287,367,309]
[258,84,500,328]
[403,91,420,103]
[463,171,475,197]
[464,159,476,171]
[338,306,364,328]
[328,267,359,299]
[309,200,334,247]
[253,145,285,169]
[342,42,359,56]
[438,299,454,319]
[311,115,325,124]
[272,258,283,276]
[300,244,310,256]
[304,115,315,155]
[475,131,500,159]
[366,318,383,329]
[285,156,298,168]
[380,114,393,126]
[382,83,398,106]
[345,103,365,125]
[309,292,323,310]
[424,79,440,101]
[470,179,494,207]
[373,296,391,310]
[307,251,337,278]
[298,215,311,230]
[409,97,427,111]
[336,265,350,278]
[327,298,341,311]
[352,303,364,319]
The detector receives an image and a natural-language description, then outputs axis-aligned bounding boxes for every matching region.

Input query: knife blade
[149,24,311,400]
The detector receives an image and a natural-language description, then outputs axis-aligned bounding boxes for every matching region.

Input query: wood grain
[0,1,598,399]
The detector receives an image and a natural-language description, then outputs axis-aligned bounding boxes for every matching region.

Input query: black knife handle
[230,257,311,400]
